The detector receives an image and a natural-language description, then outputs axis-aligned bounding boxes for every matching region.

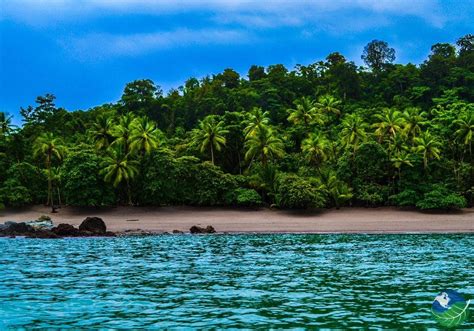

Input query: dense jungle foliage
[0,37,473,210]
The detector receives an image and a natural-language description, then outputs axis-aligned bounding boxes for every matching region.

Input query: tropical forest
[1,37,473,210]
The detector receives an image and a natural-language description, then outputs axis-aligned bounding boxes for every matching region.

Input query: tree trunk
[47,153,52,207]
[210,144,215,165]
[127,180,132,206]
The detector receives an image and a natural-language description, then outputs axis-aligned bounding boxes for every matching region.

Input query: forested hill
[0,37,473,210]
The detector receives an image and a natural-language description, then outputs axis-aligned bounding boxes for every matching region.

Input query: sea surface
[0,234,473,329]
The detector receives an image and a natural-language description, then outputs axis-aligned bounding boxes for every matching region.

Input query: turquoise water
[0,234,473,329]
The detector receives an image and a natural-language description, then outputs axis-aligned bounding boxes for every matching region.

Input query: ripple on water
[0,234,473,329]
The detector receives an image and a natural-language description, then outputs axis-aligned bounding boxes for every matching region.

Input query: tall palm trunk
[210,144,215,165]
[46,152,52,207]
[126,180,132,206]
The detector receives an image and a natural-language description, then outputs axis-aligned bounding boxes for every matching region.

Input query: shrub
[416,185,466,210]
[356,183,389,207]
[231,188,263,207]
[61,151,115,206]
[389,189,421,207]
[276,174,326,209]
[0,179,32,207]
[5,162,46,204]
[142,150,238,206]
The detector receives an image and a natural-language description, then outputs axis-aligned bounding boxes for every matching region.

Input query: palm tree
[130,117,161,155]
[320,171,352,209]
[315,95,341,116]
[340,114,368,153]
[413,131,442,169]
[287,97,324,127]
[0,112,15,136]
[402,107,427,140]
[89,115,114,151]
[245,126,284,166]
[301,132,330,169]
[33,133,65,206]
[244,107,270,137]
[388,133,409,156]
[390,151,413,184]
[372,108,405,143]
[191,116,228,165]
[100,148,139,205]
[111,113,135,154]
[454,112,473,157]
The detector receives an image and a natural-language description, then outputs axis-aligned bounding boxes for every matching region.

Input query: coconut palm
[287,97,324,127]
[402,107,427,140]
[100,148,139,205]
[89,115,114,151]
[245,126,284,166]
[413,131,442,169]
[372,108,405,143]
[191,116,228,165]
[340,114,368,153]
[315,95,341,116]
[0,112,15,136]
[111,113,135,154]
[388,132,409,158]
[130,117,161,155]
[301,132,330,169]
[320,171,352,209]
[33,133,66,206]
[454,112,473,157]
[244,107,270,137]
[390,151,414,184]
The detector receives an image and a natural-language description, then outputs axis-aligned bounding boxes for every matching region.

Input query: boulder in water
[53,223,79,236]
[0,222,34,235]
[189,225,216,234]
[79,217,107,234]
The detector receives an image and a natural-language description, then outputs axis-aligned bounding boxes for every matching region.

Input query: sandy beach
[0,205,473,234]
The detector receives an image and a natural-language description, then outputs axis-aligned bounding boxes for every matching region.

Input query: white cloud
[1,0,447,28]
[62,28,254,59]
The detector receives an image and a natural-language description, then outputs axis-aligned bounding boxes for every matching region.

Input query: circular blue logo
[431,289,470,327]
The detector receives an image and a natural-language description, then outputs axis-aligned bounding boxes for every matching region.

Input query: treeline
[0,36,473,210]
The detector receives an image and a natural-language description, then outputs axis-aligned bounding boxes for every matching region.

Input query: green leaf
[431,300,470,328]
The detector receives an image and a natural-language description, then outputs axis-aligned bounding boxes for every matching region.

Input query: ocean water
[0,234,473,329]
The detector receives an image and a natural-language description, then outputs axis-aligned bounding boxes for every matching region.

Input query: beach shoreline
[1,205,473,234]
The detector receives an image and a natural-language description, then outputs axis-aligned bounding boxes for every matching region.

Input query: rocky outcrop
[79,217,107,234]
[0,222,33,235]
[52,223,80,236]
[190,225,216,234]
[0,216,114,238]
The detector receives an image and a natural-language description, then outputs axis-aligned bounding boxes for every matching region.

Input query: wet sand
[1,205,473,234]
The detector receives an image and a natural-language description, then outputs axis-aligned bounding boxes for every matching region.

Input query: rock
[172,230,184,234]
[26,219,54,231]
[52,223,79,236]
[79,217,107,234]
[189,225,216,234]
[26,231,61,239]
[0,222,33,235]
[37,215,51,221]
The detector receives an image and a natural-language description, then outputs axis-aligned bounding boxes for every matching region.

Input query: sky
[1,0,473,124]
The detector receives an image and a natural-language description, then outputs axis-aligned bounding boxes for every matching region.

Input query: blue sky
[1,0,473,124]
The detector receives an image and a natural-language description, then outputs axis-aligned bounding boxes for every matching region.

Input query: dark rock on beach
[53,223,80,236]
[190,225,216,234]
[0,222,34,235]
[79,217,107,234]
[172,229,184,234]
[0,216,113,238]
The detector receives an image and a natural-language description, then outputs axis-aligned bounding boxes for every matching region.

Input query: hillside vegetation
[0,37,473,210]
